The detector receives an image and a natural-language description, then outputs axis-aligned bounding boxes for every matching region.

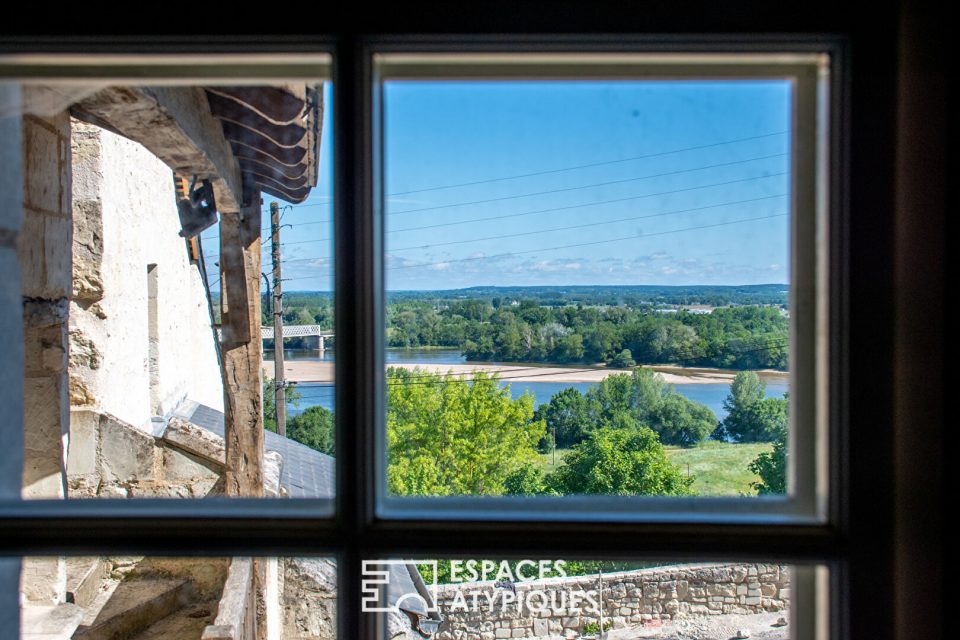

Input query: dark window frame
[0,6,915,637]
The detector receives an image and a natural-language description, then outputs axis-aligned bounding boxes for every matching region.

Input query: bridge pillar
[318,336,324,351]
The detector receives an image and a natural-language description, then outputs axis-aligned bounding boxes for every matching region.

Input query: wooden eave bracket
[74,85,244,212]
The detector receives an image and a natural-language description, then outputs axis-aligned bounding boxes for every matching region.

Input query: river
[266,348,789,418]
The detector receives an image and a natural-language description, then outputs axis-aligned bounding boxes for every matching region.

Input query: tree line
[268,368,787,499]
[253,289,788,370]
[388,299,788,370]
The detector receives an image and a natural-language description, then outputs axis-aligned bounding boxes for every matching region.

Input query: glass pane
[379,58,802,502]
[17,555,337,639]
[0,58,335,502]
[363,557,819,640]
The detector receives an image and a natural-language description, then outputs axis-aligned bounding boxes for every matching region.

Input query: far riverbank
[263,356,788,386]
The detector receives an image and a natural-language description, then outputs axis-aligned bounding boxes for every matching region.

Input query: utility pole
[270,201,286,437]
[552,425,557,466]
[261,272,271,317]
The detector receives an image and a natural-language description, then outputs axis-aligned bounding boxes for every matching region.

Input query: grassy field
[538,440,772,496]
[664,440,772,496]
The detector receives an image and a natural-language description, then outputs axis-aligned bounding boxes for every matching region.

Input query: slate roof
[184,402,335,499]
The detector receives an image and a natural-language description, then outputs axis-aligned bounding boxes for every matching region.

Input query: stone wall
[67,411,222,498]
[434,563,789,640]
[16,89,74,605]
[280,559,424,640]
[69,120,223,435]
[18,93,73,502]
[66,411,288,499]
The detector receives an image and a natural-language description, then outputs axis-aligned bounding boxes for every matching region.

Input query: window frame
[0,23,903,640]
[371,49,830,525]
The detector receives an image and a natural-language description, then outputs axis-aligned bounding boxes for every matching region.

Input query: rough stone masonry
[433,563,789,640]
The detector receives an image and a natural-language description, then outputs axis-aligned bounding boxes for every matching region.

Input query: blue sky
[204,79,791,292]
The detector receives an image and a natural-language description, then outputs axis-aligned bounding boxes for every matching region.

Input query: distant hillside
[382,284,789,307]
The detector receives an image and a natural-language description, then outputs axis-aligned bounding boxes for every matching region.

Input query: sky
[204,79,791,292]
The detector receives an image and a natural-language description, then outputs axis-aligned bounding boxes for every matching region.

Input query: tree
[386,367,546,496]
[749,423,787,495]
[549,420,695,496]
[504,465,558,496]
[608,348,636,368]
[287,405,335,455]
[721,371,773,442]
[649,393,717,447]
[572,368,716,447]
[263,377,301,434]
[533,387,596,449]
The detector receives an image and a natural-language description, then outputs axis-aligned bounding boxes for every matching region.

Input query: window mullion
[334,34,381,640]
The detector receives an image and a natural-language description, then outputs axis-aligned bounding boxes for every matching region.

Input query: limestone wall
[18,97,73,502]
[280,559,423,640]
[434,563,789,640]
[69,120,223,434]
[67,410,222,498]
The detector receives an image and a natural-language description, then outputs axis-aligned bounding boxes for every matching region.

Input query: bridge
[217,324,334,349]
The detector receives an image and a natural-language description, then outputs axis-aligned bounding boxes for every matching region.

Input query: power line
[281,212,788,282]
[271,193,787,266]
[205,159,788,248]
[388,153,787,216]
[203,134,787,241]
[390,194,788,253]
[274,172,788,248]
[387,213,788,274]
[387,131,789,196]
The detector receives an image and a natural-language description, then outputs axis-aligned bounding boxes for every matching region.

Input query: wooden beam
[219,208,252,345]
[220,197,263,498]
[74,86,244,211]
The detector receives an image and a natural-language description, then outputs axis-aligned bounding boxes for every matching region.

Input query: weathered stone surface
[69,328,101,370]
[67,120,224,431]
[23,114,68,215]
[67,410,99,477]
[163,417,226,465]
[162,446,220,482]
[264,449,284,498]
[283,558,337,640]
[22,375,68,497]
[99,413,157,482]
[434,565,790,637]
[20,557,67,605]
[70,376,96,407]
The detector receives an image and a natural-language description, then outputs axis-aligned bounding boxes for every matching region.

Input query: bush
[721,372,786,442]
[549,422,695,496]
[749,424,787,494]
[287,405,335,455]
[608,348,636,368]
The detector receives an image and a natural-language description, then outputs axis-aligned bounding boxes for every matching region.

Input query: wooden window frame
[0,7,921,638]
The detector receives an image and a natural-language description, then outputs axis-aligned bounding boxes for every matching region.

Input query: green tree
[721,371,773,442]
[549,421,695,496]
[749,422,787,494]
[608,348,636,368]
[649,393,717,447]
[263,377,301,434]
[533,387,596,449]
[504,465,558,496]
[386,367,546,496]
[287,405,335,455]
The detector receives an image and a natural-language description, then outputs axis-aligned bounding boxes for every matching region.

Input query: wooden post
[270,201,287,437]
[220,194,264,497]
